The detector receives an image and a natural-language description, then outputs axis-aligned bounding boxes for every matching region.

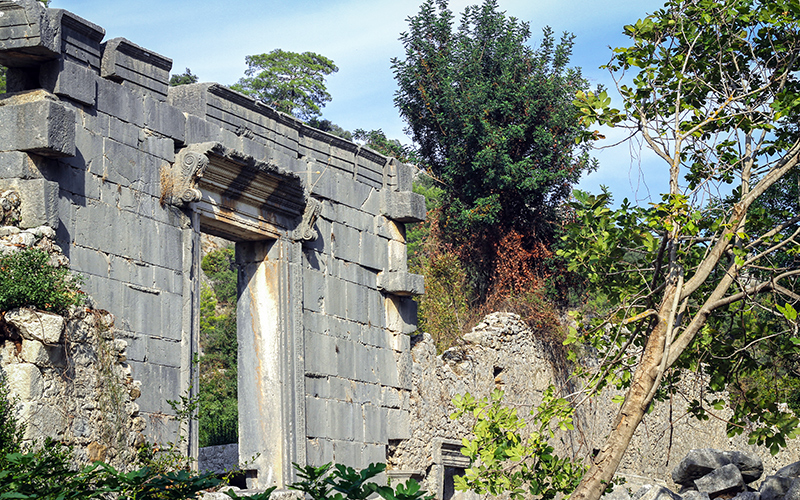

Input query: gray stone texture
[761,476,795,500]
[632,485,681,500]
[0,2,429,484]
[694,463,744,496]
[198,443,239,475]
[0,93,75,157]
[101,38,171,101]
[0,178,59,228]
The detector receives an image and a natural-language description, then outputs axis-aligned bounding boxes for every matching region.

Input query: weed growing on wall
[0,248,83,314]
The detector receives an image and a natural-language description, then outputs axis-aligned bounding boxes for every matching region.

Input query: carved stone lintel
[298,198,321,241]
[162,147,209,207]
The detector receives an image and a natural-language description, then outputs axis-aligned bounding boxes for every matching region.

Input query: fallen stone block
[682,491,711,500]
[600,484,631,500]
[722,451,763,484]
[672,448,735,486]
[777,461,800,478]
[695,463,744,496]
[631,485,681,500]
[760,475,794,500]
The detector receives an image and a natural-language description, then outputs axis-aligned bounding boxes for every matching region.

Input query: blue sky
[57,0,668,203]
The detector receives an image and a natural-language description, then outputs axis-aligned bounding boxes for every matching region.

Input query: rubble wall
[0,216,144,467]
[397,313,800,495]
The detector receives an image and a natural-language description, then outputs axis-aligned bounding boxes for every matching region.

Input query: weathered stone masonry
[0,0,424,489]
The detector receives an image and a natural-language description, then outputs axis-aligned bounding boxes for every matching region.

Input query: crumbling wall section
[0,204,144,467]
[398,313,800,494]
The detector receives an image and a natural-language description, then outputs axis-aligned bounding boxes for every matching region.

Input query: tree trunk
[570,299,673,500]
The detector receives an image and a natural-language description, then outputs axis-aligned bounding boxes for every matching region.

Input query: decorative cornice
[161,146,209,207]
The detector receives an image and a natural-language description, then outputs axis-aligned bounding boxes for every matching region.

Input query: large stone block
[761,476,795,500]
[0,151,44,179]
[101,38,172,101]
[96,77,145,126]
[631,485,681,500]
[144,97,186,143]
[363,404,387,444]
[386,408,410,440]
[377,271,424,297]
[695,463,744,496]
[5,362,43,400]
[39,57,98,106]
[333,440,362,469]
[0,95,76,157]
[305,396,329,438]
[381,190,426,223]
[0,0,59,66]
[6,307,65,344]
[305,331,336,377]
[306,437,334,466]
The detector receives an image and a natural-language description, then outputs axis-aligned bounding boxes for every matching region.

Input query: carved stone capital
[298,197,321,241]
[162,147,209,207]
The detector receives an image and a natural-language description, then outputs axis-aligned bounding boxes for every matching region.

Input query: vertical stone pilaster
[180,210,201,462]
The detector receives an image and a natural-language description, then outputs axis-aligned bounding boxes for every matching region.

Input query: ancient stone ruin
[0,0,424,489]
[6,1,800,499]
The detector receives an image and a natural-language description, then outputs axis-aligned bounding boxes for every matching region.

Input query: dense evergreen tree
[232,49,338,120]
[392,0,594,300]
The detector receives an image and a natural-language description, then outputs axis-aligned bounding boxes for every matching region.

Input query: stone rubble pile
[605,448,800,500]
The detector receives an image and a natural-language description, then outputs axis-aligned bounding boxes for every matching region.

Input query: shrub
[0,248,83,314]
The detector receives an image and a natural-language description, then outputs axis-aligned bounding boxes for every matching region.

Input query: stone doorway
[173,142,308,489]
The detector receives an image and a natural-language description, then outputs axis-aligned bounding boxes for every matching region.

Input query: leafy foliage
[285,462,433,500]
[564,0,800,497]
[0,248,83,314]
[393,0,593,235]
[199,246,239,447]
[169,68,199,86]
[232,49,338,120]
[306,118,354,140]
[392,0,594,307]
[0,374,21,458]
[352,129,419,165]
[450,388,585,499]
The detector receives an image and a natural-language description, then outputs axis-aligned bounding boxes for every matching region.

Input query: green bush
[0,248,83,314]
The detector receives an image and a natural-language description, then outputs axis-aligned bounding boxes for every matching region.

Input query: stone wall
[0,201,144,467]
[0,0,424,488]
[396,313,800,496]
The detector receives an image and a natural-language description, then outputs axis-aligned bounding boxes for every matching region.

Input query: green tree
[169,67,198,86]
[563,0,800,498]
[306,118,353,140]
[353,128,419,165]
[232,49,338,120]
[198,246,239,447]
[392,0,594,301]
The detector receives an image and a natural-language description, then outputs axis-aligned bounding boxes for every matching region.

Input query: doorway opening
[197,234,238,448]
